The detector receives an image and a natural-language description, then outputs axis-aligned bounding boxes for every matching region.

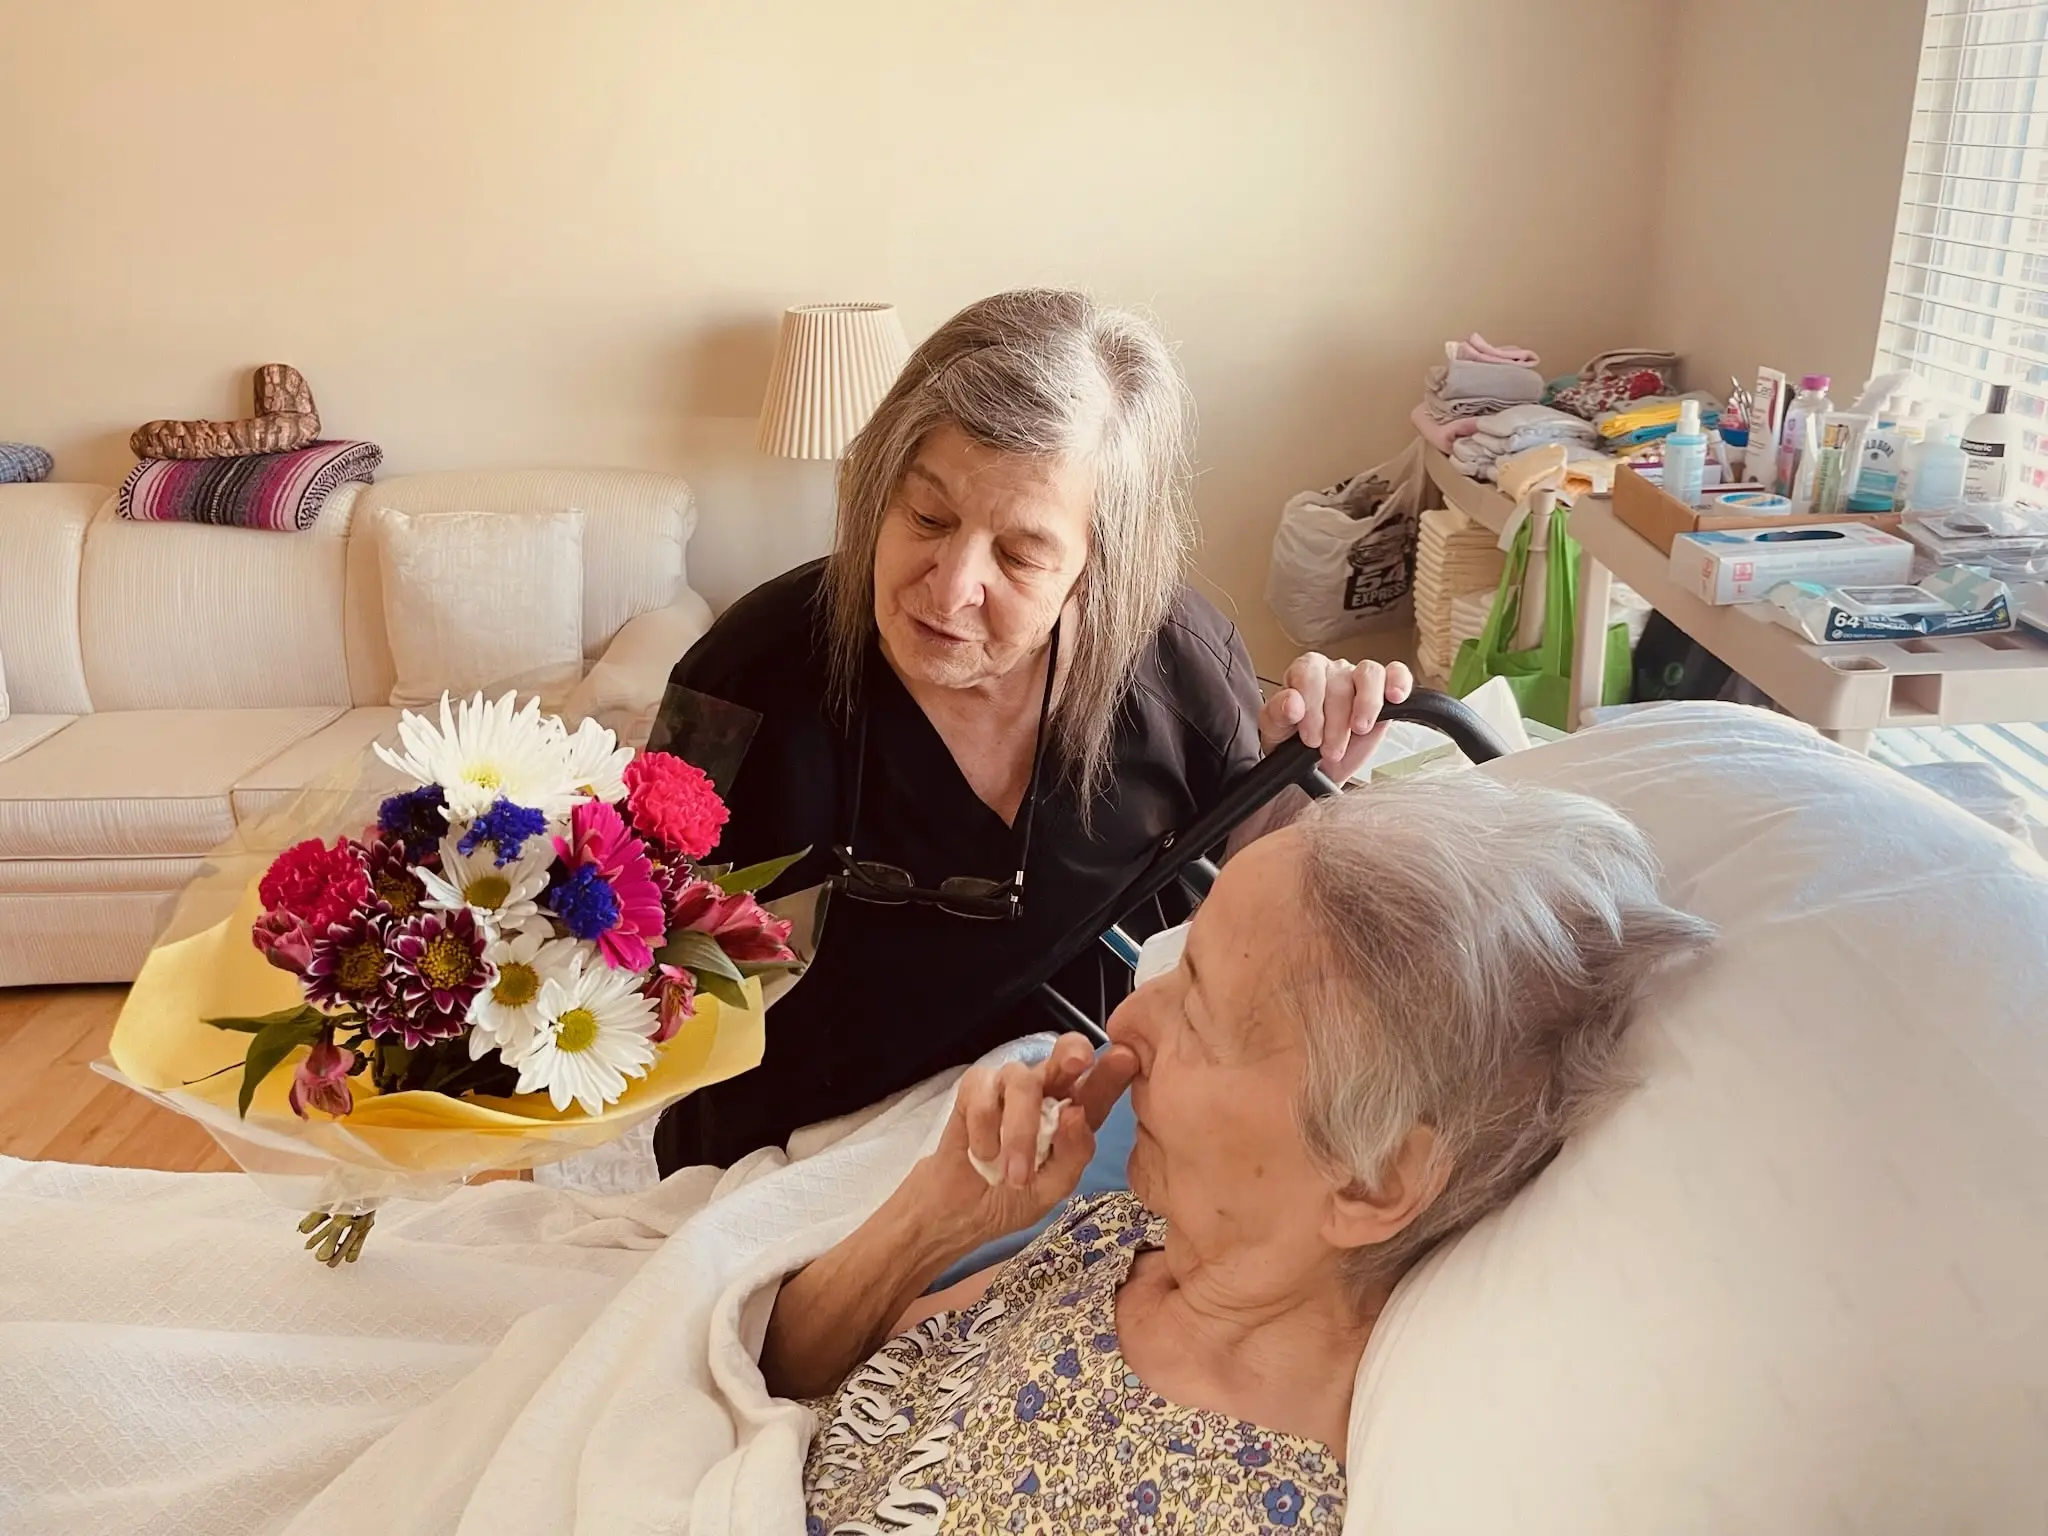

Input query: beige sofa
[0,470,714,987]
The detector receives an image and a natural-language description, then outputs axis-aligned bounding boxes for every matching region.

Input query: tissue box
[1766,567,2015,642]
[1671,522,1916,605]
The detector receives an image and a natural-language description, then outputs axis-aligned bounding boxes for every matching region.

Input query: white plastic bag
[1266,439,1429,647]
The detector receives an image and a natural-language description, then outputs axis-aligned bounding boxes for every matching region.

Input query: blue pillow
[0,443,53,484]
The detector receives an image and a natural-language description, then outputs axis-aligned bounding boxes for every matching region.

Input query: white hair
[1291,772,1715,1291]
[822,288,1196,809]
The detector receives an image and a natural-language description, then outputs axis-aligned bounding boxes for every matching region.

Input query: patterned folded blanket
[118,439,382,532]
[0,443,53,484]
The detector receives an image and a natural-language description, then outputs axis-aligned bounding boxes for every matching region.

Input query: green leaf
[713,847,810,896]
[206,1003,324,1035]
[735,957,803,979]
[653,927,742,983]
[696,970,750,1011]
[238,1014,326,1118]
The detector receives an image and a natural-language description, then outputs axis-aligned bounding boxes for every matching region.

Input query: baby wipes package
[1671,522,1916,605]
[1766,566,2015,643]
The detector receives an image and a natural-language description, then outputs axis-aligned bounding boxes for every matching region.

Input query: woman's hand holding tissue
[911,1033,1140,1251]
[760,1034,1135,1402]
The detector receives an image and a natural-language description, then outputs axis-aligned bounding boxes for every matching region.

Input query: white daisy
[466,925,584,1061]
[554,716,633,805]
[507,956,661,1114]
[417,833,553,938]
[375,691,585,821]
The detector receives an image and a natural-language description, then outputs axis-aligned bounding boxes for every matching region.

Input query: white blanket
[0,1065,968,1535]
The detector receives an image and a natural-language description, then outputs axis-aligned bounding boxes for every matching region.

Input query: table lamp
[756,302,912,459]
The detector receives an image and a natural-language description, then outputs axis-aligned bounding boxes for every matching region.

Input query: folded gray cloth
[1423,391,1528,422]
[1426,359,1546,405]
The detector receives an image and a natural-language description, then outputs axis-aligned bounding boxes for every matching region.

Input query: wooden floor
[0,985,235,1172]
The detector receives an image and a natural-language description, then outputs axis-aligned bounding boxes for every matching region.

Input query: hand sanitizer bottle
[1664,399,1708,507]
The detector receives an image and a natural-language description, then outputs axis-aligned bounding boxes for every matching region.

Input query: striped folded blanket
[118,439,382,532]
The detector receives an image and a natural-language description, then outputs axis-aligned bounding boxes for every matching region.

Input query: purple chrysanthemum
[457,798,548,867]
[302,909,395,1020]
[362,834,427,920]
[382,906,489,1046]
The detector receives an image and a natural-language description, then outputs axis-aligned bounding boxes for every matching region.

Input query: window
[1877,0,2048,498]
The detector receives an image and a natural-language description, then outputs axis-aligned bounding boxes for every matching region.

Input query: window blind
[1876,0,2048,502]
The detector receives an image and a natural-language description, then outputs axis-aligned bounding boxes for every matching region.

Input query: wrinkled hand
[911,1033,1139,1251]
[1258,654,1415,782]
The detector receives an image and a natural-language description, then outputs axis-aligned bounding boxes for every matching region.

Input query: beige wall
[1649,0,1925,410]
[0,0,1672,671]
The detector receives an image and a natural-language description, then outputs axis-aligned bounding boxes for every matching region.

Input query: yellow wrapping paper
[107,879,766,1202]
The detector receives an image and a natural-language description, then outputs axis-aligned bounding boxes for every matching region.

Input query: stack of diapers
[1342,703,2048,1533]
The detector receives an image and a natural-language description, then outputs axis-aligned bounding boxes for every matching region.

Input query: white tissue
[967,1097,1067,1185]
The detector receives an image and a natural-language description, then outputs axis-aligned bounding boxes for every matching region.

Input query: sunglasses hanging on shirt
[831,621,1058,922]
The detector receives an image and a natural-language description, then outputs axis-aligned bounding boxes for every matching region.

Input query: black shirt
[648,560,1262,1171]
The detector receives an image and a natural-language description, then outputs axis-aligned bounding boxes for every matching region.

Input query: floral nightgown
[802,1192,1346,1535]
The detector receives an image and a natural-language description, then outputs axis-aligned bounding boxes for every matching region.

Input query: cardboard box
[1672,523,1917,605]
[1612,463,1902,554]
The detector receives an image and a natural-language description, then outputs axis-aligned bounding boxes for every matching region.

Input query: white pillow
[1343,703,2048,1534]
[376,507,586,710]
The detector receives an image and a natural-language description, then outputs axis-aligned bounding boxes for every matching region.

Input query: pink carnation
[259,837,370,933]
[623,752,729,861]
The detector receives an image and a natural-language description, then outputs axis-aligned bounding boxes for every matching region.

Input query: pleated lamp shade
[756,302,913,459]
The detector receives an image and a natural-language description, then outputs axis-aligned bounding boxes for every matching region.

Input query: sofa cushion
[0,483,103,714]
[0,715,76,766]
[0,707,343,859]
[230,707,402,825]
[80,497,352,711]
[376,507,587,710]
[340,470,691,706]
[0,857,207,893]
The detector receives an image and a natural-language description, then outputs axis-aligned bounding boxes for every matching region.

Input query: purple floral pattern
[800,1193,1344,1533]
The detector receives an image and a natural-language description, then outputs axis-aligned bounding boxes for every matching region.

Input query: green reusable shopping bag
[1449,502,1632,731]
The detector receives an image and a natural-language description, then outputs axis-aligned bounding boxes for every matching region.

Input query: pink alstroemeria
[648,963,697,1045]
[667,878,795,964]
[289,1037,358,1119]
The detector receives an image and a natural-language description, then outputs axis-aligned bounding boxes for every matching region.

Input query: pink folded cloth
[1452,333,1541,369]
[1412,402,1481,454]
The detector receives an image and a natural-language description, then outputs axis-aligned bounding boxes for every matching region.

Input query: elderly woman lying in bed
[765,772,1713,1532]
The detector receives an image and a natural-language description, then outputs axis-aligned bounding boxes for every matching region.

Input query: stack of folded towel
[1445,404,1600,482]
[1415,334,1548,451]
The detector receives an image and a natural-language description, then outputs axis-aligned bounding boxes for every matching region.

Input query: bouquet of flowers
[105,692,803,1264]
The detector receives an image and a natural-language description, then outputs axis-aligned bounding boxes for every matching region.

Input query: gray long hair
[820,289,1196,806]
[1292,773,1716,1294]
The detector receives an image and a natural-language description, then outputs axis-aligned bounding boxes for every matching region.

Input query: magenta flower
[361,834,427,920]
[384,906,489,1046]
[302,909,394,1020]
[289,1037,358,1119]
[667,878,795,964]
[549,800,667,970]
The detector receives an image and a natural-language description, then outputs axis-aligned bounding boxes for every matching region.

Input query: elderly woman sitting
[766,771,1712,1533]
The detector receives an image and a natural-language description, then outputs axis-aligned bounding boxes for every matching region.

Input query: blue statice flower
[458,798,548,866]
[549,863,621,941]
[377,784,448,863]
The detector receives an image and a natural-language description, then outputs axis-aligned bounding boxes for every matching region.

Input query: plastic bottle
[1777,375,1835,495]
[1893,394,1930,508]
[1851,396,1908,513]
[1961,383,2019,507]
[1909,417,1969,514]
[1665,399,1708,507]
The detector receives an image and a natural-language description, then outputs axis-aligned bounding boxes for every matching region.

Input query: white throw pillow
[1342,704,2048,1535]
[376,507,586,710]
